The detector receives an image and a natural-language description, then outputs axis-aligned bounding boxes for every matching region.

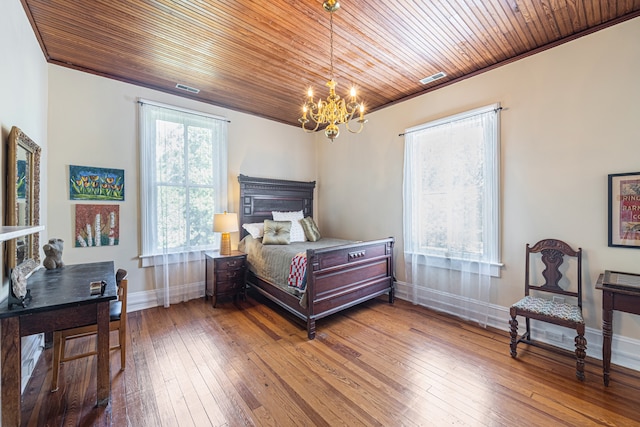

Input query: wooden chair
[509,239,586,380]
[51,268,128,392]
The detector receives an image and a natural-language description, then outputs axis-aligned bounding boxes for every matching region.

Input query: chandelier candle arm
[297,0,367,141]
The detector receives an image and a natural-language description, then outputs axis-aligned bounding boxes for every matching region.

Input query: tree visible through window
[403,104,500,272]
[139,101,228,262]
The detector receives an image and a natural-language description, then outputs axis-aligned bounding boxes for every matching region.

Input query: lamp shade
[213,212,239,233]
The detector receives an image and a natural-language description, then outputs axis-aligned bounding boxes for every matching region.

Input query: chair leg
[509,315,518,357]
[51,331,63,392]
[575,324,587,381]
[524,317,531,341]
[119,326,126,371]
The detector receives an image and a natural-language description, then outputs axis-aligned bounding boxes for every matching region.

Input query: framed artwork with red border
[608,172,640,249]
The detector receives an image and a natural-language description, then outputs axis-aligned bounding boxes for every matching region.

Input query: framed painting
[69,165,124,201]
[608,172,640,249]
[75,204,119,247]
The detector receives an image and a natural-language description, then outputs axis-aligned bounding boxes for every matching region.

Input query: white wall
[0,0,49,290]
[0,0,49,395]
[46,66,316,299]
[316,17,640,346]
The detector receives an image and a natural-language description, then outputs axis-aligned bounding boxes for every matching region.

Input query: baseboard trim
[128,280,205,312]
[395,280,640,372]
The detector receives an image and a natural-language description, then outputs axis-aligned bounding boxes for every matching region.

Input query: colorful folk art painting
[69,165,124,201]
[75,204,119,247]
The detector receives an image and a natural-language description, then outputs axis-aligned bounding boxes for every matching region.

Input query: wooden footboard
[246,237,395,339]
[238,175,395,339]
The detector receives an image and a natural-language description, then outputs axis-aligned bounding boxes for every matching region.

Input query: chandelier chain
[330,12,334,79]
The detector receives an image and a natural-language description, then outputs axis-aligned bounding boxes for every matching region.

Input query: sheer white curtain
[139,100,228,307]
[403,104,500,327]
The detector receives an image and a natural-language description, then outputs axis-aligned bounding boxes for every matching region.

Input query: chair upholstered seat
[511,296,584,324]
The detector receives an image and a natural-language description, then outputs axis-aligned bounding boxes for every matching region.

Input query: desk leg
[602,291,613,386]
[1,317,21,426]
[96,300,110,406]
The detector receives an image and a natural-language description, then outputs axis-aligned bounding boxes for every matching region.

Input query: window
[139,100,228,265]
[403,104,501,275]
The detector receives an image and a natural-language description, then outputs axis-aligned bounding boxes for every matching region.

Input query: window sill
[404,252,503,278]
[140,249,216,267]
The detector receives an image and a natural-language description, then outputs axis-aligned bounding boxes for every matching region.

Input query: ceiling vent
[419,72,447,85]
[175,83,200,94]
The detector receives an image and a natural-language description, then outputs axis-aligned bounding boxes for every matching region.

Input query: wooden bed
[238,174,395,339]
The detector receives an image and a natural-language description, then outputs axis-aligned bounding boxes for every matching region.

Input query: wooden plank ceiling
[22,0,640,127]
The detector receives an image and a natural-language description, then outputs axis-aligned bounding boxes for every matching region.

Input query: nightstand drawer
[215,269,244,282]
[216,279,243,294]
[216,258,245,270]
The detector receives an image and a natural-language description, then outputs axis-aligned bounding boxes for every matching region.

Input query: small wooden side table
[595,270,640,386]
[205,251,247,307]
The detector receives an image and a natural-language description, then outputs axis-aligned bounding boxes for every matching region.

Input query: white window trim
[403,103,502,275]
[404,252,504,277]
[138,98,228,122]
[139,249,211,268]
[138,99,228,266]
[404,103,499,134]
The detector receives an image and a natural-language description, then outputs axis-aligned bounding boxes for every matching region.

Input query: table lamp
[213,212,239,255]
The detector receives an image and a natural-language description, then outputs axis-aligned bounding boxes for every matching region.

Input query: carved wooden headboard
[237,175,315,239]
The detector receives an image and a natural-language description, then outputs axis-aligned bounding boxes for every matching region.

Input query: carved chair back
[524,238,582,309]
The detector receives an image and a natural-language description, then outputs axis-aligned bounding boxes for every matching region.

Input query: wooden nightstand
[205,251,247,307]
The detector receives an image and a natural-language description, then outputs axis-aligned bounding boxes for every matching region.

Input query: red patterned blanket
[287,252,307,290]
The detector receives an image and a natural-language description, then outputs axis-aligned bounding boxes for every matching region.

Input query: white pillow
[272,210,306,242]
[242,222,264,239]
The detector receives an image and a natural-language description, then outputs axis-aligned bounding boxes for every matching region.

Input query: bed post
[307,318,316,340]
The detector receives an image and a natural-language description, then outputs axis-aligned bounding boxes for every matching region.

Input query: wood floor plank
[334,304,588,425]
[141,307,181,425]
[257,341,371,426]
[168,302,249,425]
[19,296,640,426]
[125,309,165,426]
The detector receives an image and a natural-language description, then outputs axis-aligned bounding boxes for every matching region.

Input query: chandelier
[298,0,367,141]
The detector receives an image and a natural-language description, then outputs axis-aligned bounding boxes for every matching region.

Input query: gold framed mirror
[6,126,41,275]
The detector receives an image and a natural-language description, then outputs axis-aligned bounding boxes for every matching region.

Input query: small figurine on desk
[43,238,65,270]
[8,268,31,309]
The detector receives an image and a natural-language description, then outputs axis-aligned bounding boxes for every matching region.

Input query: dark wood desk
[595,270,640,386]
[0,261,116,426]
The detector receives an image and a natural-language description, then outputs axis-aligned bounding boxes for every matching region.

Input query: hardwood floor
[21,292,640,426]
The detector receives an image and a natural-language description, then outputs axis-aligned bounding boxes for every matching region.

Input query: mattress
[238,235,352,296]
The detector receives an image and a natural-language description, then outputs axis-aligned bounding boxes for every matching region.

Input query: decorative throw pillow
[300,216,321,242]
[262,220,291,245]
[272,210,306,242]
[242,222,264,239]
